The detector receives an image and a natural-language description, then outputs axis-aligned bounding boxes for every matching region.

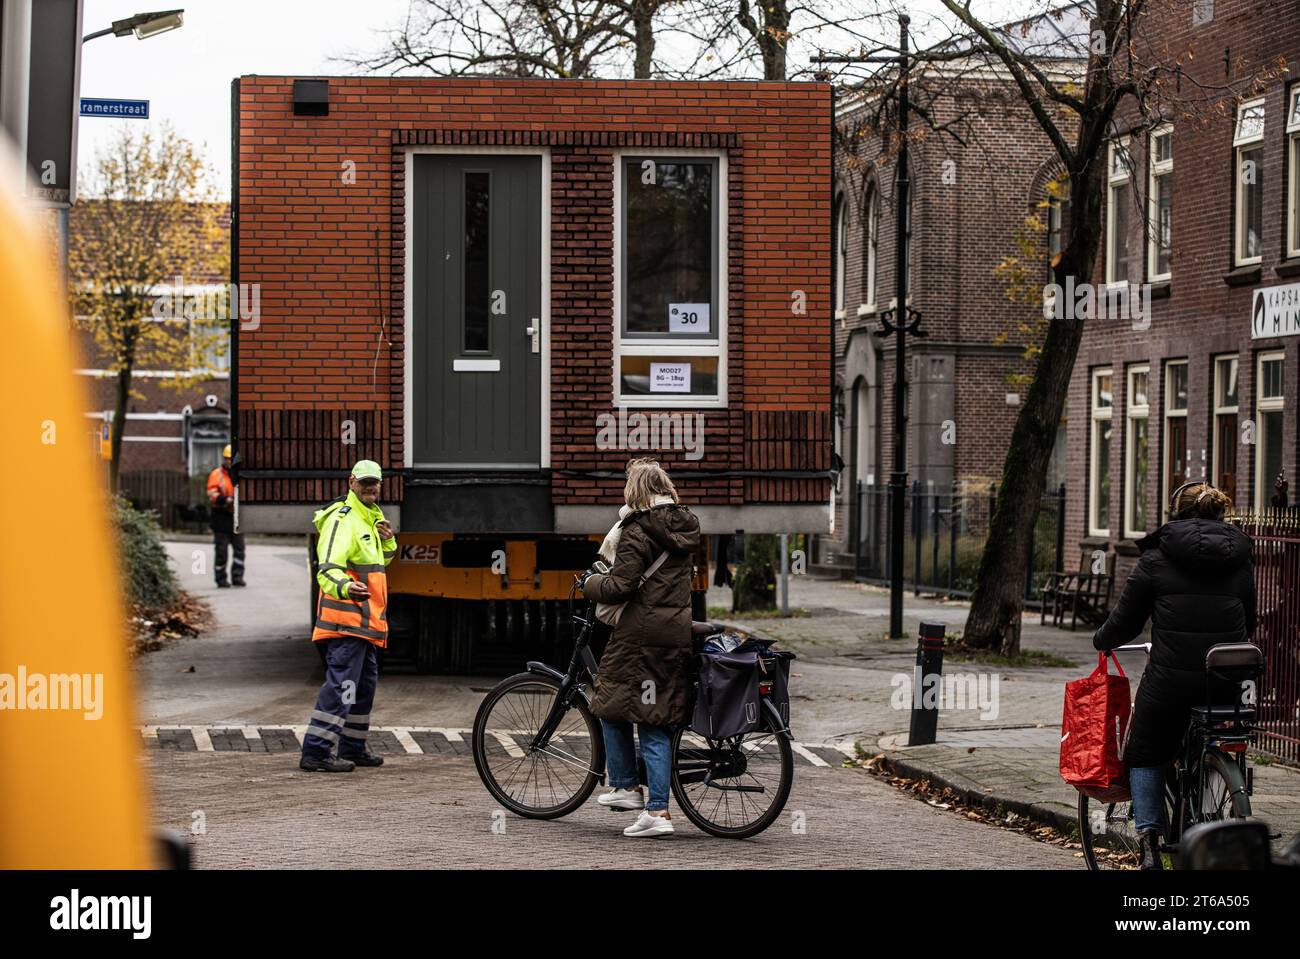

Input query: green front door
[413,154,542,467]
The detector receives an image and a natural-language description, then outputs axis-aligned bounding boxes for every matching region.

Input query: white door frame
[402,145,551,469]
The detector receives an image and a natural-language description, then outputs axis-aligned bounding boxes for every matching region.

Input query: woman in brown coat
[580,459,700,838]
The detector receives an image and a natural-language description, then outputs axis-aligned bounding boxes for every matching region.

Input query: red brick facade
[1066,1,1300,580]
[234,77,831,527]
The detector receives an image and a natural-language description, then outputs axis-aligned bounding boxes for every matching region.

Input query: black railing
[853,479,1066,604]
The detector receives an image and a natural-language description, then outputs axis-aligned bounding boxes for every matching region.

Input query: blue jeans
[601,719,671,812]
[1129,765,1167,835]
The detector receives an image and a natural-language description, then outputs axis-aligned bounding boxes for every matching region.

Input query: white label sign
[650,362,691,393]
[1252,282,1300,339]
[669,303,710,334]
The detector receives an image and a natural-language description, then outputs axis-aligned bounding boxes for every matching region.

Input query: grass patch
[944,644,1075,668]
[706,606,811,620]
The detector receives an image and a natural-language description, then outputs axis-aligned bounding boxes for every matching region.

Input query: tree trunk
[631,0,654,78]
[961,161,1103,653]
[109,366,131,494]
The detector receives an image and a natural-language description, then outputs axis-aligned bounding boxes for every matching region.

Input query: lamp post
[814,12,922,640]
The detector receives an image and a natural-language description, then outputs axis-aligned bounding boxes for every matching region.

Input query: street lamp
[83,9,184,43]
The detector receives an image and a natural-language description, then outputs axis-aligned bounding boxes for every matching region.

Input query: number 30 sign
[669,303,710,334]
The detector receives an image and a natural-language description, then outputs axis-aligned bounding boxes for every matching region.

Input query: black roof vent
[293,79,329,117]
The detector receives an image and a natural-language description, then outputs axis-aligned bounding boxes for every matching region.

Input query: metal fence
[1232,512,1300,765]
[852,480,1067,604]
[119,471,211,532]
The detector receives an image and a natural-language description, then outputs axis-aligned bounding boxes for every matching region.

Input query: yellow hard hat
[222,444,233,458]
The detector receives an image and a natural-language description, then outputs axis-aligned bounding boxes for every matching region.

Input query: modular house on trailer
[231,76,832,670]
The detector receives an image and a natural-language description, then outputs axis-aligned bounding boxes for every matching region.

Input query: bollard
[907,621,946,746]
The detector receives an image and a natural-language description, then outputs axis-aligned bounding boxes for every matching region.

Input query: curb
[874,749,1080,837]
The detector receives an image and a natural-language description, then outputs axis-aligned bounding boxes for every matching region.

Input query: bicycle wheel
[669,723,793,839]
[1194,750,1251,823]
[1077,793,1142,870]
[472,672,604,819]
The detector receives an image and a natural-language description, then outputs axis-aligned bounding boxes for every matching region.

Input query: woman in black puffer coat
[1093,483,1256,869]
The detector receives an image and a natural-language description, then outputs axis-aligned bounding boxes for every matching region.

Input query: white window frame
[1234,98,1265,267]
[1254,350,1286,509]
[1163,359,1188,508]
[1212,354,1239,496]
[1147,124,1173,281]
[1106,138,1131,286]
[1124,365,1151,539]
[1287,87,1300,259]
[612,148,728,409]
[1089,367,1114,537]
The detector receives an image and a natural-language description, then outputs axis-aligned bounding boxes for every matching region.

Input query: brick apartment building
[232,78,831,537]
[1066,0,1300,577]
[72,201,231,506]
[821,48,1083,573]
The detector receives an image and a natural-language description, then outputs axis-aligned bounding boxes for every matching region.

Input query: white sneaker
[623,811,674,838]
[597,787,645,810]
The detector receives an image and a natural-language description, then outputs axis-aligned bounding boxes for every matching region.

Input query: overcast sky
[76,0,1029,197]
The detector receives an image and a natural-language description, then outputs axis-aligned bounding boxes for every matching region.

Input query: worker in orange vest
[206,444,245,588]
[300,460,397,772]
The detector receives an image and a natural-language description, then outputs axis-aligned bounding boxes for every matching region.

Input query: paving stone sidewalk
[706,576,1300,848]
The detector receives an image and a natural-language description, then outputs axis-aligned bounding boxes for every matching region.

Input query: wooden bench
[1040,549,1117,630]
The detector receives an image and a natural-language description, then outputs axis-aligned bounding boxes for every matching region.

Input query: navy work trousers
[302,636,379,759]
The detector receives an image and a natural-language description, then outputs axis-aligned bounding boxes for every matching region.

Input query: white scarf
[597,495,675,563]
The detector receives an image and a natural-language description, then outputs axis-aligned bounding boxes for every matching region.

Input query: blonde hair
[1172,483,1232,521]
[623,457,679,511]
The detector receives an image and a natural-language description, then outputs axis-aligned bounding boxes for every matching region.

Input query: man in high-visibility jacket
[300,460,398,772]
[206,444,245,588]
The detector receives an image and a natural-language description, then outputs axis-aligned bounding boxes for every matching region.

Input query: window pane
[1129,417,1149,532]
[1262,409,1284,498]
[1167,363,1188,411]
[1131,370,1149,407]
[1237,102,1265,142]
[1093,420,1112,530]
[1095,372,1113,409]
[1166,415,1188,497]
[1153,131,1173,164]
[625,159,714,336]
[1154,173,1172,275]
[619,354,719,397]
[1241,146,1263,259]
[1217,357,1239,407]
[463,171,490,353]
[1109,184,1128,279]
[1293,139,1300,251]
[1216,413,1238,503]
[1262,357,1284,398]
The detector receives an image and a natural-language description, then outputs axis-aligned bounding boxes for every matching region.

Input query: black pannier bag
[690,639,793,740]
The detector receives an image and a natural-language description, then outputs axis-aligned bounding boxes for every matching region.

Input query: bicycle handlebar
[1111,643,1152,653]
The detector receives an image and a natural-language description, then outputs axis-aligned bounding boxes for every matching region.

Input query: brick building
[73,201,231,489]
[822,68,1077,573]
[1066,0,1300,577]
[232,78,831,537]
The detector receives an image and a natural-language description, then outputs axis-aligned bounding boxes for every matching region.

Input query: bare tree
[822,0,1286,652]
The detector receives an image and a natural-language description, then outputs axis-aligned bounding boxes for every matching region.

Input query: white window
[1287,87,1300,258]
[1106,139,1131,285]
[1147,125,1173,280]
[1255,351,1285,509]
[1125,365,1151,538]
[614,152,726,407]
[1090,368,1114,537]
[865,184,879,310]
[1234,99,1265,266]
[1163,359,1188,512]
[1212,355,1240,504]
[834,197,847,319]
[190,317,230,374]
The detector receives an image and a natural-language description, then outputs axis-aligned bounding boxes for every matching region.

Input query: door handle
[525,319,540,354]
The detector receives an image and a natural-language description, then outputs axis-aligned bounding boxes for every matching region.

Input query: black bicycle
[1078,641,1264,870]
[471,588,795,839]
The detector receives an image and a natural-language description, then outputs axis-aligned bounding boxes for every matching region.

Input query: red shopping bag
[1059,652,1132,802]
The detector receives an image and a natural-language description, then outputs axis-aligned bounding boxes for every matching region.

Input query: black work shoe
[216,582,231,589]
[1138,830,1164,870]
[232,580,246,587]
[342,751,383,767]
[299,755,355,773]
